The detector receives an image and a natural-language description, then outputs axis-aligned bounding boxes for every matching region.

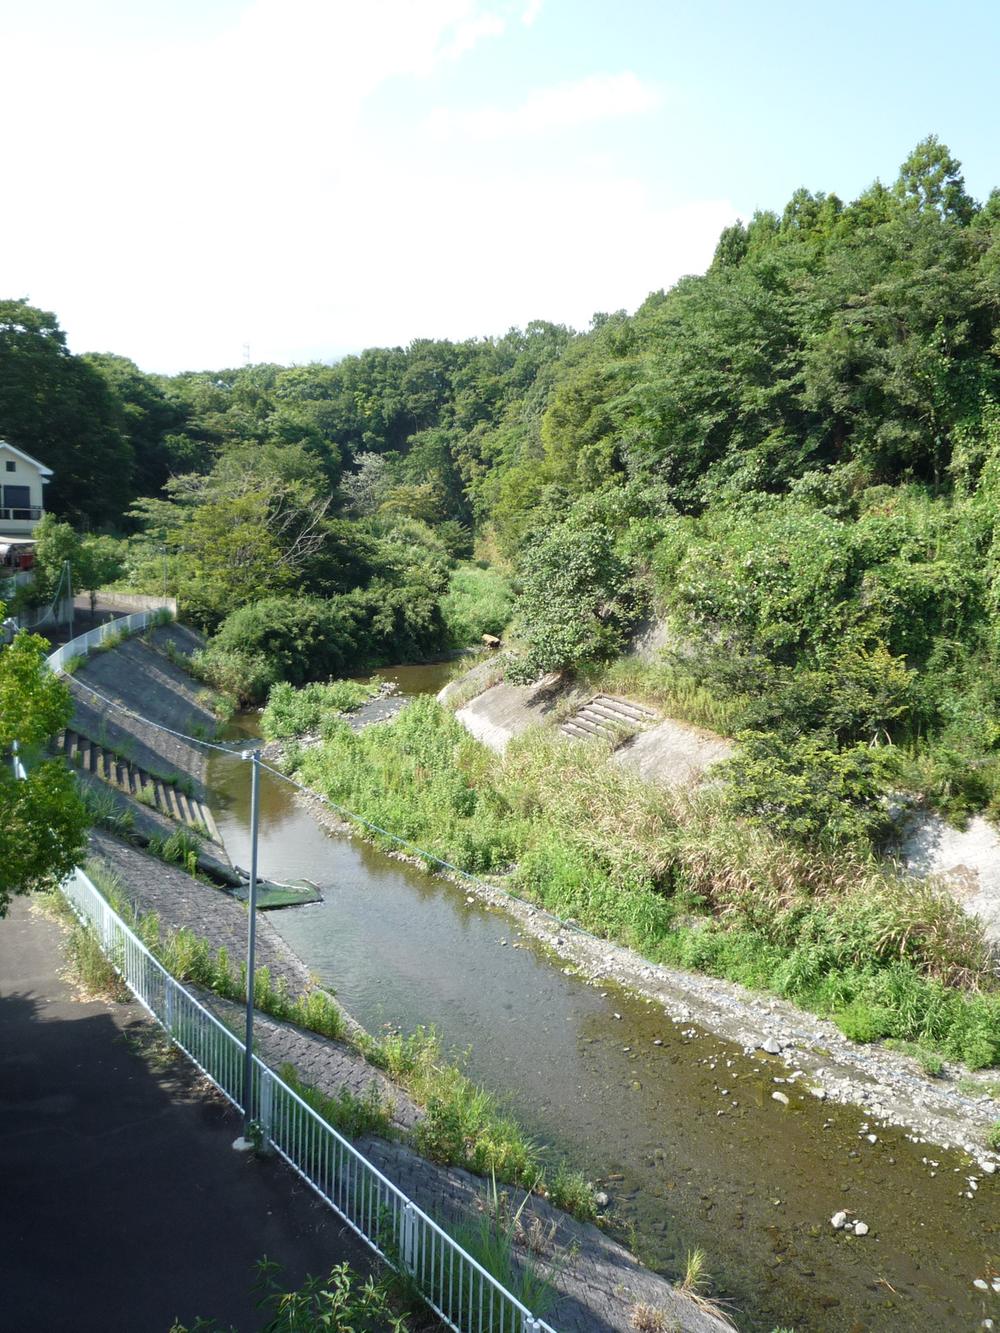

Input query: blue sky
[1,0,995,373]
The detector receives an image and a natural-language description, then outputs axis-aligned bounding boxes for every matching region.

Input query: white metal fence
[62,868,554,1333]
[46,606,172,673]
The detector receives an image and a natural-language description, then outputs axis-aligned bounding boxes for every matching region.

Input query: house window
[4,461,14,472]
[2,485,31,517]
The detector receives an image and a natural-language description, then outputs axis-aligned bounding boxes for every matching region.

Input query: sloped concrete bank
[441,670,1000,1162]
[63,623,236,880]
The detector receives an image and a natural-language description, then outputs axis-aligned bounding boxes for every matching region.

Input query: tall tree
[0,301,133,525]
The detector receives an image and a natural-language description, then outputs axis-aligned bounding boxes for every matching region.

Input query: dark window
[4,461,14,472]
[3,485,31,516]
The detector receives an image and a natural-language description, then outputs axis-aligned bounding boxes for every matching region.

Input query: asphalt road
[0,898,372,1333]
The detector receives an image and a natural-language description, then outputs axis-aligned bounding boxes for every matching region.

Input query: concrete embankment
[443,667,735,787]
[64,622,235,879]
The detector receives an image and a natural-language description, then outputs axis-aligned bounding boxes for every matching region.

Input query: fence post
[257,1065,274,1151]
[401,1202,418,1272]
[164,976,175,1035]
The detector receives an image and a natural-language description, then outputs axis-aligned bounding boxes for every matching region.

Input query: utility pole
[233,747,262,1151]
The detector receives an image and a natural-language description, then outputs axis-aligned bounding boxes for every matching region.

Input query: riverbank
[296,781,1000,1161]
[72,632,1000,1329]
[267,687,1000,1165]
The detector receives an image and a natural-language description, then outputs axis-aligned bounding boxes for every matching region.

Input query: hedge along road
[207,665,998,1333]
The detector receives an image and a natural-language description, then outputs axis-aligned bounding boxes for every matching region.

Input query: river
[206,664,997,1332]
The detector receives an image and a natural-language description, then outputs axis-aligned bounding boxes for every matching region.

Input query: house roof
[0,441,53,477]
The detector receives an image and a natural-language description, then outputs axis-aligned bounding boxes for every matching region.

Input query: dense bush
[197,583,447,703]
[261,678,378,739]
[440,562,513,647]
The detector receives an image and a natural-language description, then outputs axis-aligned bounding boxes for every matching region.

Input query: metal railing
[0,505,42,521]
[61,869,554,1333]
[46,606,172,672]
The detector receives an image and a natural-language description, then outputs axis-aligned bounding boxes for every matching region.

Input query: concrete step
[59,726,219,836]
[194,799,221,843]
[565,714,608,739]
[559,721,593,741]
[582,703,643,729]
[575,708,629,735]
[164,784,184,823]
[559,693,658,747]
[591,695,657,722]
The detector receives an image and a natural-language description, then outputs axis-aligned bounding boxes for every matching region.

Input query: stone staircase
[57,728,221,841]
[559,694,658,746]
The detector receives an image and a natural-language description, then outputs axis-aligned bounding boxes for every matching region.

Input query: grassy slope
[284,696,1000,1070]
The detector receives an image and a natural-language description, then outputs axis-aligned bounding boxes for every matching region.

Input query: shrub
[720,731,892,850]
[508,513,646,681]
[440,563,514,647]
[261,678,378,740]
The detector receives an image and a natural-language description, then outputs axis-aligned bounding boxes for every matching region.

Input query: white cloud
[521,0,543,26]
[425,71,663,141]
[0,2,724,373]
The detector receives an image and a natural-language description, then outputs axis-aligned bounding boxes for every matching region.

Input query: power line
[66,675,240,755]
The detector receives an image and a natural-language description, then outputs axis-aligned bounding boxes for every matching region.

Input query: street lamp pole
[233,746,261,1150]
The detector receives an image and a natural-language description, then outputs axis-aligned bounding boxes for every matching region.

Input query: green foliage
[63,920,130,1001]
[198,579,446,704]
[79,783,136,837]
[170,1258,410,1333]
[720,732,891,851]
[0,624,87,913]
[279,1063,394,1140]
[452,1179,559,1322]
[0,300,134,525]
[509,507,646,681]
[440,563,513,647]
[285,699,999,1069]
[261,678,379,739]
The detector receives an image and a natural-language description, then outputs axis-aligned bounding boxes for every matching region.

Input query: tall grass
[440,563,514,648]
[286,696,1000,1070]
[582,659,743,736]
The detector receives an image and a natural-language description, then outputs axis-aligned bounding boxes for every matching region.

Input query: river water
[206,664,998,1332]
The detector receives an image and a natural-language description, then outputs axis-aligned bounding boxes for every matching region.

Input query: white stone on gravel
[771,1090,789,1105]
[854,1221,869,1236]
[830,1211,848,1229]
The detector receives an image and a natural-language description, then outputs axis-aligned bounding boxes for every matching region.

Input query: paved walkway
[0,899,371,1333]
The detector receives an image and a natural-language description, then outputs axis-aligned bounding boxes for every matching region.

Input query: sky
[1,0,997,374]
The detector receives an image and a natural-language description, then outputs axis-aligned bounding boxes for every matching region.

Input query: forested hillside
[6,136,1000,846]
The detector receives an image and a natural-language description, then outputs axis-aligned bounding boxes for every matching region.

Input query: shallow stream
[206,664,998,1332]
